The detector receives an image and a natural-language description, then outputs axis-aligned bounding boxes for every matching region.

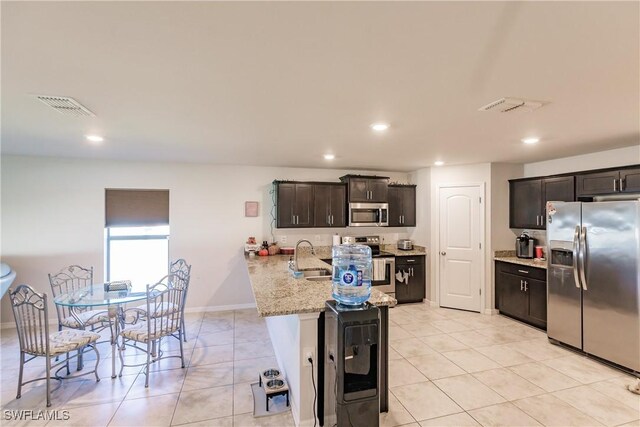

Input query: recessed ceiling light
[434,161,445,166]
[521,137,539,144]
[85,135,104,143]
[323,154,335,160]
[370,123,389,132]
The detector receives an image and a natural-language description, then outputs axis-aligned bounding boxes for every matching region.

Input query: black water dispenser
[323,300,379,427]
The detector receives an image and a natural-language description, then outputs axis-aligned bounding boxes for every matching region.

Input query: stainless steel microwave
[348,203,389,227]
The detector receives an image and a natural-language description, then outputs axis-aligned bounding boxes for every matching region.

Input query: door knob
[440,251,446,256]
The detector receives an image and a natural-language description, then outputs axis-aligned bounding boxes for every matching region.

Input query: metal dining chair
[9,285,101,407]
[48,265,110,332]
[119,274,187,387]
[169,259,191,341]
[132,259,191,341]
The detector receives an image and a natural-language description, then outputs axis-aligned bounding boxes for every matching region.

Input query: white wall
[524,145,640,177]
[0,155,409,324]
[408,168,431,297]
[428,163,492,310]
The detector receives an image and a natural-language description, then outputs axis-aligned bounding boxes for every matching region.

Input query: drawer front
[396,255,425,266]
[497,261,546,281]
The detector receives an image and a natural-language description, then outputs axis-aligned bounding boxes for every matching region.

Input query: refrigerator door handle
[579,226,588,290]
[572,225,582,289]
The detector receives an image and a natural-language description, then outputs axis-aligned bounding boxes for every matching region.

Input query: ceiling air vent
[478,97,543,113]
[34,95,95,117]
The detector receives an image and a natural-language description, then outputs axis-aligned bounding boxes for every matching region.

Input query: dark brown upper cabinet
[275,182,314,228]
[510,176,574,229]
[313,184,346,228]
[388,185,416,227]
[576,167,640,197]
[340,175,389,203]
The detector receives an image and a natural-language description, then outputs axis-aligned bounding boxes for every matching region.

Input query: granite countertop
[381,244,427,257]
[494,250,547,269]
[244,253,397,317]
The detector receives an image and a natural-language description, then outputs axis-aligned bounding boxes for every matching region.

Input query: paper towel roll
[332,234,341,246]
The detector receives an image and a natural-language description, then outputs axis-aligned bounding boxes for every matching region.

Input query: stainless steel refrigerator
[547,200,640,372]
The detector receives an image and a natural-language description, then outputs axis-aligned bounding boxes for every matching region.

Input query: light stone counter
[244,254,397,317]
[381,244,427,257]
[494,250,547,270]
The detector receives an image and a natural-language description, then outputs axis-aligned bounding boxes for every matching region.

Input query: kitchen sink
[300,268,331,277]
[305,276,332,281]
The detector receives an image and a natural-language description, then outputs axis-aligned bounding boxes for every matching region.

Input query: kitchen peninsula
[244,249,396,427]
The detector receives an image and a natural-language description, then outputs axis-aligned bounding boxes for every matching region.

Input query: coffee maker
[516,232,535,259]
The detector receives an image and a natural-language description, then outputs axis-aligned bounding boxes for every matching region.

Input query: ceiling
[2,1,638,172]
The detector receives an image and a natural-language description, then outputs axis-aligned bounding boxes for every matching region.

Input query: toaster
[397,239,414,251]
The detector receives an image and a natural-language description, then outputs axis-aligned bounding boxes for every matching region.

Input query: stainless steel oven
[342,235,395,296]
[372,255,395,296]
[348,203,389,227]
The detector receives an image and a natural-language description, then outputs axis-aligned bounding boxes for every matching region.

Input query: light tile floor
[0,303,638,427]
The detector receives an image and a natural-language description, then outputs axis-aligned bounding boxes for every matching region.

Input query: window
[106,226,169,292]
[105,189,170,292]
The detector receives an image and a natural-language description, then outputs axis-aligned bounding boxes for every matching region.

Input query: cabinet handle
[536,216,539,226]
[614,179,618,192]
[331,215,334,225]
[524,280,528,292]
[541,215,544,226]
[406,259,416,262]
[518,269,529,274]
[620,178,625,191]
[296,215,299,225]
[520,280,524,291]
[410,267,414,277]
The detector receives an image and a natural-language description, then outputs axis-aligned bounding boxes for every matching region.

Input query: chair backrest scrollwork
[48,265,93,322]
[9,284,50,356]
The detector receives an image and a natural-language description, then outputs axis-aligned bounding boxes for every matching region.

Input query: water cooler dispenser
[323,300,379,427]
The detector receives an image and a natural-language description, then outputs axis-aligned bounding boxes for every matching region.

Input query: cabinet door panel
[541,176,575,228]
[349,178,369,202]
[576,171,620,196]
[387,187,402,226]
[329,185,347,227]
[294,184,314,227]
[313,185,331,227]
[409,262,425,301]
[369,179,389,203]
[497,271,528,320]
[527,277,547,329]
[510,180,542,229]
[402,187,416,227]
[621,168,640,193]
[277,184,295,228]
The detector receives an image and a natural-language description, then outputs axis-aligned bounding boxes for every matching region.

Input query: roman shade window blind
[105,189,169,227]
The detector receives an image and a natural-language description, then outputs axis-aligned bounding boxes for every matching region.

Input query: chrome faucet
[293,239,316,272]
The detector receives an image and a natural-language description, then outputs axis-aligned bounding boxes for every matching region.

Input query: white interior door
[438,185,483,312]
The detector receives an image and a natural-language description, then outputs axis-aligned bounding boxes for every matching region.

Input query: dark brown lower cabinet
[395,256,425,303]
[496,261,547,330]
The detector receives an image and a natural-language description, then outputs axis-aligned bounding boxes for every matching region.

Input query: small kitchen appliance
[397,239,413,251]
[515,232,535,259]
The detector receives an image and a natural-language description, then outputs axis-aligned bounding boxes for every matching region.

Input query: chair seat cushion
[134,302,178,318]
[45,329,100,356]
[121,319,180,343]
[61,309,109,328]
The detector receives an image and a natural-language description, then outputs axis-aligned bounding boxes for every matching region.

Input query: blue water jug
[332,244,372,306]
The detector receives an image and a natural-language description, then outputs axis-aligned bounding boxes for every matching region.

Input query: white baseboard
[1,303,258,330]
[184,303,256,314]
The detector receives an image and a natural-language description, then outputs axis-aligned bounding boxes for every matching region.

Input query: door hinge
[479,242,482,249]
[479,288,482,295]
[479,196,482,203]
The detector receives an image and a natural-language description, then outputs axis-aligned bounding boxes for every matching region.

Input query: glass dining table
[53,283,147,378]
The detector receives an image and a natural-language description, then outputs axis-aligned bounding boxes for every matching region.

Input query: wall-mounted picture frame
[245,201,259,217]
